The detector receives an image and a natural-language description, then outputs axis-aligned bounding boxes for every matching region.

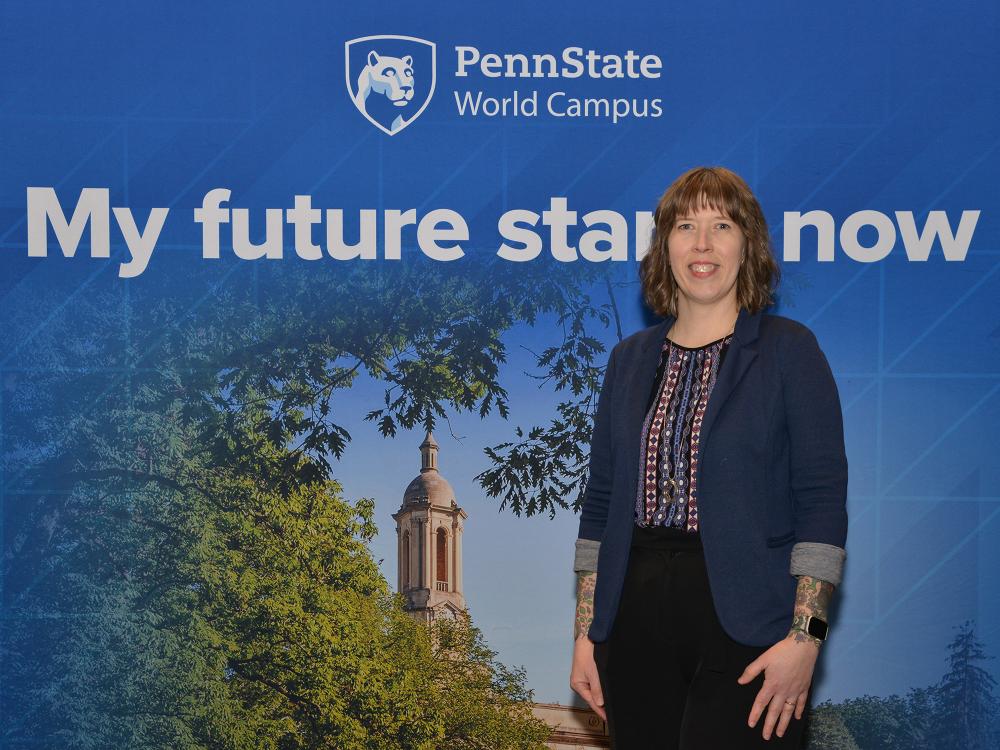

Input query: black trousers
[593,524,809,749]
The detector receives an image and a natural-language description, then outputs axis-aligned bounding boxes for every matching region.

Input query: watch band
[790,614,829,643]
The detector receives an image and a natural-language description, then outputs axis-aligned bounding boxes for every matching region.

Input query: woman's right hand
[570,636,606,721]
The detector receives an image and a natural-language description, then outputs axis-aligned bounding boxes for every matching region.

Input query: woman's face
[667,203,745,311]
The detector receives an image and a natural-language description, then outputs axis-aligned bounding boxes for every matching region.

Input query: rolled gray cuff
[574,538,601,573]
[790,542,846,587]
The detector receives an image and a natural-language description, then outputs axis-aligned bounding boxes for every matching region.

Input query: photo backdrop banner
[2,1,998,748]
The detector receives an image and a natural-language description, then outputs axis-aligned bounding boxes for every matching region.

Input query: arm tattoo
[789,574,834,646]
[575,571,597,640]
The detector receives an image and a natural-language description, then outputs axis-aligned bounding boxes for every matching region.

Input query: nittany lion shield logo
[345,35,436,136]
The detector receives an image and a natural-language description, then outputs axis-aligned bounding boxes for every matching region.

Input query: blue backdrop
[2,1,998,747]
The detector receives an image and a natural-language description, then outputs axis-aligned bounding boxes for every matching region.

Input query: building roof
[401,430,459,509]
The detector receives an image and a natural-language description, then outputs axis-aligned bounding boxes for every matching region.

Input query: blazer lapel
[698,305,761,464]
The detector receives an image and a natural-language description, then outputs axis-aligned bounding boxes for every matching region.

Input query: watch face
[806,617,829,640]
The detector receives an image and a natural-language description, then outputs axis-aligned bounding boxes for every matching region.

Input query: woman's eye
[717,222,731,230]
[678,223,693,230]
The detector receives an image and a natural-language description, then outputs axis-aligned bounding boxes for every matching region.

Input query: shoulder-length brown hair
[639,166,780,318]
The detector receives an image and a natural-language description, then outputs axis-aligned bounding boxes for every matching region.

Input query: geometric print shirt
[633,331,733,532]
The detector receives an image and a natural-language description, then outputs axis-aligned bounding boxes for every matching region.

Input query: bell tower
[392,431,467,622]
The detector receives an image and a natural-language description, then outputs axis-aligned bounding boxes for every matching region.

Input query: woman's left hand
[737,636,819,740]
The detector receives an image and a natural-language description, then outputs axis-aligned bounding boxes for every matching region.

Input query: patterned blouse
[634,330,734,532]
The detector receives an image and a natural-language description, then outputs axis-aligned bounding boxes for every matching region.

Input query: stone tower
[392,431,467,622]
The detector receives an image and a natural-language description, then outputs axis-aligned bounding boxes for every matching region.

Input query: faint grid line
[2,95,376,606]
[876,258,885,616]
[714,80,809,178]
[840,504,1000,659]
[1,262,248,607]
[782,119,1000,628]
[771,74,943,233]
[305,128,375,194]
[1,93,284,368]
[880,383,1000,496]
[1,90,288,493]
[0,114,253,124]
[559,123,633,195]
[418,130,501,212]
[0,263,116,368]
[0,127,123,244]
[884,261,1000,372]
[0,91,158,244]
[798,263,871,327]
[910,136,1000,223]
[862,495,1000,502]
[502,121,508,214]
[160,94,284,212]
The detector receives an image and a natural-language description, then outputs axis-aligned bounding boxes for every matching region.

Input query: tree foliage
[803,623,1000,750]
[2,259,581,748]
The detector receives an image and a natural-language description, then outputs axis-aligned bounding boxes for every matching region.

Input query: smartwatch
[803,615,829,641]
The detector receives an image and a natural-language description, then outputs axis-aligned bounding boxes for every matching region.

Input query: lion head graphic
[353,51,416,134]
[346,36,436,136]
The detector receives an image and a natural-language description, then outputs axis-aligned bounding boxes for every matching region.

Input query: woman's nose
[695,225,712,249]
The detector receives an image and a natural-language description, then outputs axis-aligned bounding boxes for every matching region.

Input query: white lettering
[194,188,231,259]
[895,210,979,261]
[497,210,542,261]
[542,197,578,262]
[286,195,322,260]
[112,207,168,278]
[455,46,480,77]
[840,210,896,262]
[417,209,468,260]
[27,187,110,259]
[325,209,377,260]
[384,209,417,260]
[28,187,169,277]
[580,210,628,261]
[454,45,662,79]
[783,211,835,262]
[232,208,283,260]
[784,209,979,261]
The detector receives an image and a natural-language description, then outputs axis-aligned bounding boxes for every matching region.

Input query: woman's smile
[689,262,720,278]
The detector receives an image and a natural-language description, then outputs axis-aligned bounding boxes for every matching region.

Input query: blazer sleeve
[574,343,619,572]
[781,326,849,587]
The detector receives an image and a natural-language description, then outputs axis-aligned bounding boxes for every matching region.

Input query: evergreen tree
[928,620,1000,750]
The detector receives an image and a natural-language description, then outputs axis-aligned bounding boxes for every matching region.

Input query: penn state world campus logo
[345,35,436,135]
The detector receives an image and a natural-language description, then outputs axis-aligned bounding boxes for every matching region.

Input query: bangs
[658,167,751,227]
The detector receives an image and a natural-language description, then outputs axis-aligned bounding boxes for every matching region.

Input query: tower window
[436,527,448,585]
[402,531,410,589]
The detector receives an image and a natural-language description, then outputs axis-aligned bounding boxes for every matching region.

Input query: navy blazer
[577,305,848,646]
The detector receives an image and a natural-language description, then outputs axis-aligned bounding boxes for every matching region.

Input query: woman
[569,166,848,748]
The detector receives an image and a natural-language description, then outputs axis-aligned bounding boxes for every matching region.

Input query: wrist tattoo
[575,571,596,640]
[788,616,823,646]
[789,574,834,646]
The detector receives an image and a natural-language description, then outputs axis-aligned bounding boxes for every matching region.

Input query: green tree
[430,612,550,749]
[834,694,907,750]
[804,700,861,749]
[929,620,1000,750]
[3,259,594,747]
